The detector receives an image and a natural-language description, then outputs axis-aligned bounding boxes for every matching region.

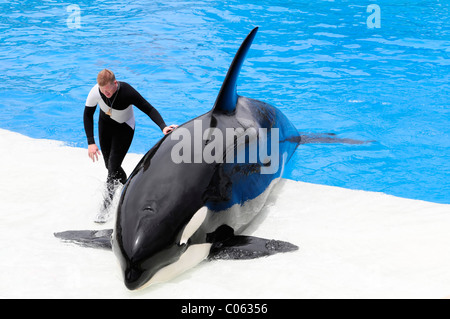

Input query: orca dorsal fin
[212,27,259,114]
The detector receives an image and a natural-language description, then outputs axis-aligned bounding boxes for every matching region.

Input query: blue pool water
[0,1,449,204]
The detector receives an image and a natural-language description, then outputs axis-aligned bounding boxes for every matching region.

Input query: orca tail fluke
[54,229,113,250]
[297,133,374,145]
[212,27,259,114]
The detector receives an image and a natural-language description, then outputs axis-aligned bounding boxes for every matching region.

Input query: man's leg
[103,123,134,210]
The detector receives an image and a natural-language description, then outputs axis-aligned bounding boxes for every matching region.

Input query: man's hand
[88,144,101,162]
[163,124,178,135]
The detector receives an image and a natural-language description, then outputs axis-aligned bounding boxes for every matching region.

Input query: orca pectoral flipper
[54,229,113,250]
[208,235,298,260]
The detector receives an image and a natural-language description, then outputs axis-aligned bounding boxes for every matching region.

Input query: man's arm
[83,106,96,145]
[83,106,101,162]
[128,85,167,131]
[84,85,102,162]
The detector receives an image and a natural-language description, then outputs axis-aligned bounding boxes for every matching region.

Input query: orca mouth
[119,243,187,290]
[124,266,149,290]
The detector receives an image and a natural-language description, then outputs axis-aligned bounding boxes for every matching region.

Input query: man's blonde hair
[97,69,116,86]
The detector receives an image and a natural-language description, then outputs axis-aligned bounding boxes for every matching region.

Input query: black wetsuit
[83,81,166,208]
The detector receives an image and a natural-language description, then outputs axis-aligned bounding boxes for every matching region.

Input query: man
[83,69,177,222]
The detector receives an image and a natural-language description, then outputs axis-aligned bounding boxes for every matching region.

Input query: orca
[55,27,369,290]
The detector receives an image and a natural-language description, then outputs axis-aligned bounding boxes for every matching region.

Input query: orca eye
[142,201,157,215]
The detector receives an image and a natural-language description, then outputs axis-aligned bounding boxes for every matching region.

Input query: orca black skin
[112,27,305,290]
[55,27,370,290]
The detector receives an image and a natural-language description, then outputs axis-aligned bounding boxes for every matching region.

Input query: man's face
[100,81,118,98]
